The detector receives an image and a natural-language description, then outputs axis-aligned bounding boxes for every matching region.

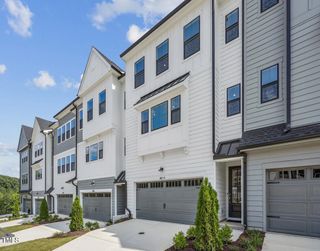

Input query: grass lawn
[0,232,85,251]
[0,224,35,237]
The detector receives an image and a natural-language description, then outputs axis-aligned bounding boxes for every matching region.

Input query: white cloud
[63,78,80,90]
[32,71,56,89]
[0,143,19,177]
[4,0,33,37]
[0,64,7,74]
[127,24,148,43]
[91,0,184,42]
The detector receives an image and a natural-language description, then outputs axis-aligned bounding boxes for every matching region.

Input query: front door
[229,166,241,219]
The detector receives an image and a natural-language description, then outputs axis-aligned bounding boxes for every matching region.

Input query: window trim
[151,101,169,132]
[261,0,279,13]
[183,16,201,59]
[227,84,241,117]
[260,64,279,104]
[156,39,169,76]
[134,57,145,89]
[225,8,239,44]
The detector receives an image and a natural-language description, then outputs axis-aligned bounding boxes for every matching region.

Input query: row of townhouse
[17,0,320,237]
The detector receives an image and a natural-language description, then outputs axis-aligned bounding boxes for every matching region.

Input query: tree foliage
[0,175,19,215]
[39,199,49,220]
[11,193,20,217]
[69,197,83,232]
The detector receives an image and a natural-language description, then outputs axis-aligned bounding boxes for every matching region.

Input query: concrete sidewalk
[0,220,70,247]
[0,216,34,228]
[262,232,320,251]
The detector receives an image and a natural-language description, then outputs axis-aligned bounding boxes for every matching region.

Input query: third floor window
[87,99,93,121]
[226,8,239,44]
[227,84,241,116]
[261,64,279,103]
[99,90,106,115]
[261,0,279,12]
[184,16,200,59]
[156,39,169,75]
[135,57,145,88]
[79,109,83,129]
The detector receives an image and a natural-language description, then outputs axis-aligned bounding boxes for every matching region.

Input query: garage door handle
[163,203,166,209]
[267,182,280,184]
[267,215,280,218]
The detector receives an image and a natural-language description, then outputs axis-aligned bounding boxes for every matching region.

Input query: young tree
[69,196,83,232]
[194,178,222,251]
[11,193,20,218]
[39,198,49,221]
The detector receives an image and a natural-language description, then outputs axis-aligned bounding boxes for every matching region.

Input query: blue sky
[0,0,183,177]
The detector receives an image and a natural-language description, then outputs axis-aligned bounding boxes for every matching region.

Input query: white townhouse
[76,47,127,222]
[30,117,54,214]
[121,0,215,224]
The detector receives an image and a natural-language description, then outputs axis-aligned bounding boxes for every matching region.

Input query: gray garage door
[35,199,42,215]
[23,199,31,214]
[136,178,202,224]
[57,194,73,216]
[83,193,111,222]
[267,167,320,237]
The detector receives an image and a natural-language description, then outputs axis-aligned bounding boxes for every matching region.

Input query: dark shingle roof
[22,125,33,141]
[36,117,54,131]
[114,171,126,184]
[94,47,125,76]
[239,123,320,150]
[32,158,43,166]
[134,72,190,106]
[214,139,242,159]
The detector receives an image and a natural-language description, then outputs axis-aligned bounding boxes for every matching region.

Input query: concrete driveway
[0,216,34,228]
[262,232,320,251]
[0,220,70,247]
[55,219,190,251]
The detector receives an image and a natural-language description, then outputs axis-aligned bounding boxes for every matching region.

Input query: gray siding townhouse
[240,0,320,237]
[17,125,33,213]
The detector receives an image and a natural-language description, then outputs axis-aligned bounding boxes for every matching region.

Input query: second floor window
[171,95,181,124]
[35,169,42,180]
[71,154,76,171]
[62,157,66,173]
[66,155,71,172]
[226,8,239,44]
[79,109,83,129]
[34,142,43,158]
[184,16,200,59]
[86,142,103,163]
[141,110,149,134]
[87,99,93,121]
[99,90,106,115]
[57,154,76,174]
[62,125,66,141]
[57,119,76,143]
[151,101,168,131]
[135,57,145,88]
[22,174,28,184]
[58,159,61,174]
[261,64,279,103]
[58,128,61,143]
[71,119,76,137]
[261,0,279,12]
[227,84,241,116]
[156,40,169,75]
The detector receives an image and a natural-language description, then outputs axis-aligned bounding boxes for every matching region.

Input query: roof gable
[77,47,124,97]
[17,125,33,152]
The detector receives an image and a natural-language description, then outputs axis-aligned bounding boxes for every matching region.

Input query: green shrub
[39,199,49,221]
[220,224,233,244]
[194,178,222,251]
[186,226,196,239]
[11,193,20,218]
[173,231,187,250]
[247,230,263,247]
[85,221,100,231]
[69,197,83,232]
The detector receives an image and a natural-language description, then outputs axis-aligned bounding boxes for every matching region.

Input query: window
[71,119,76,137]
[86,147,89,163]
[99,90,106,115]
[227,84,241,116]
[171,95,181,124]
[35,169,42,180]
[66,156,70,172]
[261,0,279,12]
[71,154,76,171]
[135,57,145,88]
[261,64,279,103]
[226,8,239,43]
[87,99,93,121]
[156,40,169,75]
[57,128,61,143]
[66,122,71,139]
[151,101,168,131]
[22,174,28,185]
[98,141,103,159]
[79,110,83,129]
[184,16,200,59]
[313,169,320,179]
[57,159,61,174]
[141,110,149,134]
[62,125,66,141]
[90,143,98,161]
[62,157,66,173]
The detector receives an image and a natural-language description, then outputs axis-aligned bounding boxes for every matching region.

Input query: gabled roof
[17,125,33,152]
[120,0,192,58]
[53,97,79,119]
[134,72,190,106]
[35,117,53,131]
[22,125,33,141]
[94,47,125,76]
[114,171,126,184]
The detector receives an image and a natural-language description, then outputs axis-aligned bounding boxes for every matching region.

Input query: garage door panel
[309,184,320,199]
[83,193,111,222]
[268,217,307,234]
[268,202,307,216]
[57,195,73,216]
[268,184,307,200]
[310,221,320,236]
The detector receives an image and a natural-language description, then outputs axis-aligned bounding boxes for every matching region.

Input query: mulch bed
[49,230,89,239]
[166,231,265,251]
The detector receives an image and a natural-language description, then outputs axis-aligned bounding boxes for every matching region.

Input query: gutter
[241,0,245,134]
[285,0,291,132]
[212,0,216,154]
[71,103,79,195]
[40,131,47,194]
[243,152,247,228]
